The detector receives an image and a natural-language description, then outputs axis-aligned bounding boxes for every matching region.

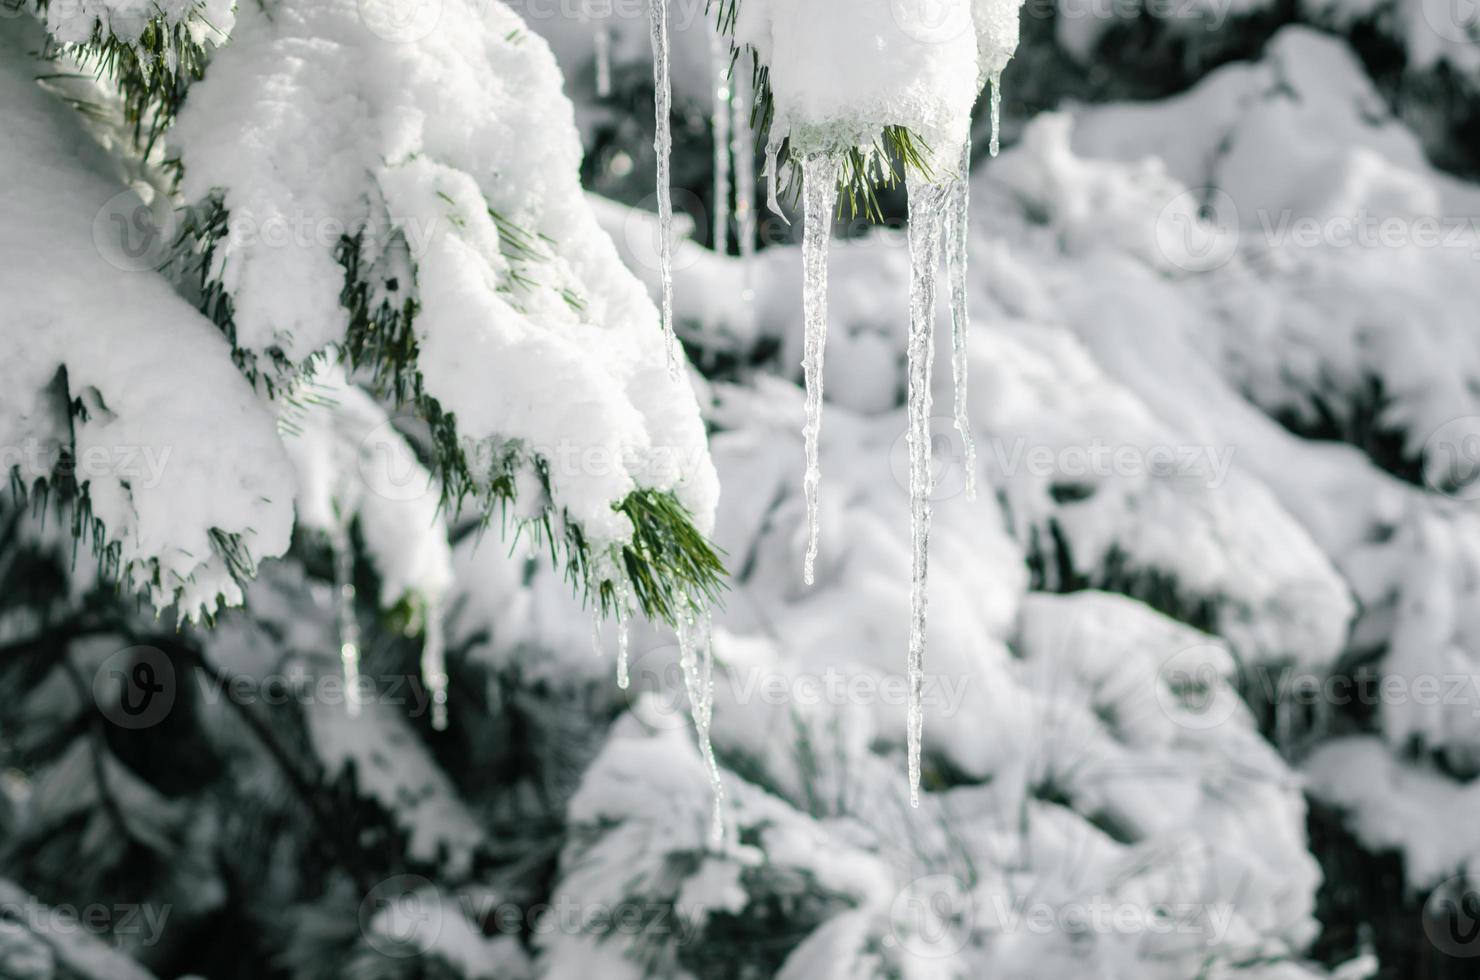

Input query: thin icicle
[591,612,604,658]
[731,49,757,301]
[615,577,632,689]
[800,153,840,586]
[945,139,977,501]
[904,173,950,807]
[678,605,725,842]
[648,0,677,372]
[988,71,1003,158]
[764,135,789,223]
[594,25,612,98]
[422,601,449,732]
[330,518,362,719]
[709,25,732,254]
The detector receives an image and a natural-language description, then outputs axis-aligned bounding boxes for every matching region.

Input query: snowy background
[2,0,1480,978]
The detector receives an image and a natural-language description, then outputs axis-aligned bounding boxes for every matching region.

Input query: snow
[44,0,234,47]
[0,14,295,620]
[171,0,719,556]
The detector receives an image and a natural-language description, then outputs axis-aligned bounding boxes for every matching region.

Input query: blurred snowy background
[3,0,1480,978]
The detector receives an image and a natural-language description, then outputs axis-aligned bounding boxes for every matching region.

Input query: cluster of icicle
[639,3,1010,815]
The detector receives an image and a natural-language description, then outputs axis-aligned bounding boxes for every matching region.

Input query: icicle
[709,25,732,254]
[593,25,612,98]
[422,600,449,732]
[591,612,604,658]
[731,49,757,301]
[678,603,725,842]
[799,153,840,586]
[330,519,362,719]
[945,139,977,501]
[648,0,677,373]
[615,577,632,689]
[764,135,789,224]
[988,71,1003,158]
[904,173,950,807]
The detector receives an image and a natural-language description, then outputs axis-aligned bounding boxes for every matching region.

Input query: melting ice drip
[648,0,676,372]
[422,601,449,732]
[594,25,612,98]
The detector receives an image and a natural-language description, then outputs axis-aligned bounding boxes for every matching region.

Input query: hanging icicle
[731,49,757,301]
[422,600,449,732]
[904,173,950,808]
[648,0,677,372]
[615,576,633,689]
[945,139,977,501]
[800,153,840,586]
[594,25,612,98]
[678,601,725,842]
[330,517,362,719]
[989,71,1003,158]
[710,24,732,254]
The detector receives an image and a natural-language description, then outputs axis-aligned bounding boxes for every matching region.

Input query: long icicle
[648,0,677,372]
[422,600,449,731]
[945,139,977,501]
[905,173,949,807]
[989,71,1003,158]
[678,603,725,841]
[330,517,362,719]
[800,153,840,586]
[709,24,732,254]
[731,49,757,301]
